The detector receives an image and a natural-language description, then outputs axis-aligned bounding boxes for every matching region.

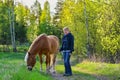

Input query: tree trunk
[109,53,115,63]
[8,1,17,52]
[84,0,90,58]
[12,7,17,52]
[115,50,120,63]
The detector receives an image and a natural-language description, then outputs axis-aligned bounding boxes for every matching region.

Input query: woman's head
[63,27,70,35]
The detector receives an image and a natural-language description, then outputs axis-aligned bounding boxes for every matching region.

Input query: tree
[26,0,42,42]
[0,1,10,45]
[55,0,120,63]
[8,0,17,52]
[14,2,30,43]
[39,1,51,34]
[31,0,41,25]
[96,0,120,63]
[52,0,64,39]
[0,0,17,52]
[59,0,87,59]
[53,0,64,27]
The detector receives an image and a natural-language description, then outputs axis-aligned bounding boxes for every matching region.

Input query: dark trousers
[63,50,72,75]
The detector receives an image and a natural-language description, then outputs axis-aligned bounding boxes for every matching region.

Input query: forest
[0,0,120,63]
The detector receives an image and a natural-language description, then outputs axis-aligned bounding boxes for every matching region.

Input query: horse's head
[24,52,36,71]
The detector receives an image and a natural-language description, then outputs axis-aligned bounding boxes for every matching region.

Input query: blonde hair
[63,27,69,31]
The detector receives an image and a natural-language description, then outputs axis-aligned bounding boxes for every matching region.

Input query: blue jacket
[60,33,74,53]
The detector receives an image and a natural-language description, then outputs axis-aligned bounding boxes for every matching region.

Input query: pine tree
[31,0,41,25]
[15,2,30,43]
[39,1,51,34]
[26,0,42,42]
[53,0,64,27]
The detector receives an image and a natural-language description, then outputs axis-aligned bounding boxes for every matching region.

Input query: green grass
[0,52,53,80]
[75,61,120,80]
[0,52,120,80]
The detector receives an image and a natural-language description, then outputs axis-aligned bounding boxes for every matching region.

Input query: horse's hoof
[52,71,56,74]
[51,71,56,74]
[50,70,56,74]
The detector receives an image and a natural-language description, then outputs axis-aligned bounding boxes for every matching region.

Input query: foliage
[0,1,11,44]
[14,3,30,43]
[55,0,120,62]
[39,1,51,34]
[26,0,42,42]
[58,0,87,56]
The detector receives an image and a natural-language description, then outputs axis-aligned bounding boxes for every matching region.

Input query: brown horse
[24,34,59,73]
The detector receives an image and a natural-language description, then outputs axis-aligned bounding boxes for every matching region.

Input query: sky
[16,0,57,13]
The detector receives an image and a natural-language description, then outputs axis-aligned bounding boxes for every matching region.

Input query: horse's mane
[39,33,47,37]
[28,33,48,54]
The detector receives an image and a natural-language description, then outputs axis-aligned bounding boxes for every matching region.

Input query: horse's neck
[28,44,39,54]
[28,49,38,56]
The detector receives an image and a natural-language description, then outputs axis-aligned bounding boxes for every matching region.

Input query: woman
[60,27,74,76]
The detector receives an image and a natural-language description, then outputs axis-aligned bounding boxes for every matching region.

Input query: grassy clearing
[0,52,53,80]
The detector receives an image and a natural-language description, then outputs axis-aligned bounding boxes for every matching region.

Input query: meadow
[0,52,120,80]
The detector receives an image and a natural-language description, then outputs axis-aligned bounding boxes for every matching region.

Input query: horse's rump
[48,35,59,54]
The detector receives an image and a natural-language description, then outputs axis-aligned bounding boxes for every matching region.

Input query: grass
[0,52,120,80]
[0,52,53,80]
[74,61,120,80]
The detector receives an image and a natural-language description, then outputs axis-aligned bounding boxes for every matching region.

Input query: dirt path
[51,71,110,80]
[51,73,81,80]
[51,59,82,80]
[51,59,109,80]
[51,72,110,80]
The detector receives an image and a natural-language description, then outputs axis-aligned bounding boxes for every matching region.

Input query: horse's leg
[53,54,57,73]
[49,54,55,73]
[50,54,57,74]
[39,54,43,72]
[46,53,50,73]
